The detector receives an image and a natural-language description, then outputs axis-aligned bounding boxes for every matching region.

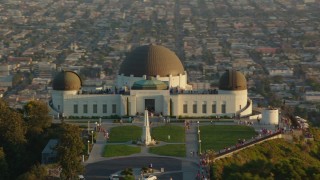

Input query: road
[85,156,184,180]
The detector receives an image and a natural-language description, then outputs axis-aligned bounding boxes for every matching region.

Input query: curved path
[85,156,197,180]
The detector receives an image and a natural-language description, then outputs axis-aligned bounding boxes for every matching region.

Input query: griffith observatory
[49,44,253,119]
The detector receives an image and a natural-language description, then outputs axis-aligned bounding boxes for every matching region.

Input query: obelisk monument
[142,109,152,145]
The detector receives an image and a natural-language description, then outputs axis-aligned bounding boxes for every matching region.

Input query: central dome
[119,45,185,77]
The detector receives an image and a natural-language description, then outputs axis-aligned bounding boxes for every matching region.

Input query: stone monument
[142,109,152,145]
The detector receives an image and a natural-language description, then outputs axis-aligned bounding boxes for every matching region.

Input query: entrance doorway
[145,99,155,112]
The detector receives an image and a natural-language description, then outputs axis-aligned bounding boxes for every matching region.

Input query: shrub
[121,168,133,176]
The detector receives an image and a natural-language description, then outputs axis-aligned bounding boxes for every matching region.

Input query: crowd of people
[80,87,128,95]
[217,129,282,155]
[170,87,218,95]
[237,120,254,126]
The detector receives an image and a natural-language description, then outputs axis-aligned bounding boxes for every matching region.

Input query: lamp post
[91,130,94,144]
[197,121,201,154]
[87,120,90,134]
[198,130,202,155]
[87,140,90,155]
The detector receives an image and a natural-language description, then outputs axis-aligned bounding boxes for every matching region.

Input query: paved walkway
[184,125,201,180]
[86,122,120,163]
[84,119,279,179]
[85,120,200,178]
[86,128,107,163]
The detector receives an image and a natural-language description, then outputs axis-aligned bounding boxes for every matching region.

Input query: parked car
[144,175,157,180]
[109,174,121,180]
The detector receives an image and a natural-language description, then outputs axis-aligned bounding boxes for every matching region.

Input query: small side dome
[131,78,168,90]
[219,70,247,91]
[52,71,82,91]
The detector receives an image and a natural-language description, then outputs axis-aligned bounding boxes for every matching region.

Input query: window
[74,104,78,114]
[183,104,188,113]
[83,104,88,114]
[202,104,207,114]
[221,104,226,113]
[193,103,197,113]
[93,104,97,113]
[103,104,107,113]
[212,103,216,113]
[57,105,60,110]
[112,104,116,114]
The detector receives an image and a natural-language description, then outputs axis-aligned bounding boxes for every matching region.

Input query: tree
[23,100,52,135]
[273,160,301,179]
[17,164,48,180]
[0,148,9,180]
[0,99,26,145]
[57,124,84,179]
[0,99,27,178]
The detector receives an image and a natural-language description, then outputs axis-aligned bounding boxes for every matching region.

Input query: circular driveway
[85,156,185,180]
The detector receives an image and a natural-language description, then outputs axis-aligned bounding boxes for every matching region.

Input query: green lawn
[200,125,257,151]
[109,125,142,142]
[149,144,186,157]
[103,144,140,157]
[152,125,185,142]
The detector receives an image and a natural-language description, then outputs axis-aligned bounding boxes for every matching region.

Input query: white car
[109,174,121,180]
[144,175,157,180]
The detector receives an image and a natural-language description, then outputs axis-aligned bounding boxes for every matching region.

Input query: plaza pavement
[83,118,277,179]
[85,119,202,179]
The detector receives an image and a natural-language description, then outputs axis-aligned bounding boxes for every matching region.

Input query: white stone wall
[116,75,143,89]
[172,94,236,117]
[116,71,189,90]
[130,90,169,115]
[51,90,78,113]
[240,99,253,117]
[51,89,252,118]
[62,94,122,117]
[135,95,164,114]
[218,90,248,113]
[262,109,279,125]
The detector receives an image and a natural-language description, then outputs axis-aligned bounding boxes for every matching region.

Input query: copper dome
[219,70,247,91]
[52,71,82,91]
[119,45,185,77]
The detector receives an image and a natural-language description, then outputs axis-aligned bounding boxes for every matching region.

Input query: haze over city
[0,0,320,180]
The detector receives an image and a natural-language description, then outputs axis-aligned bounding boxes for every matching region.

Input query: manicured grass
[152,125,185,142]
[200,125,257,151]
[109,125,142,142]
[103,144,140,157]
[149,144,186,157]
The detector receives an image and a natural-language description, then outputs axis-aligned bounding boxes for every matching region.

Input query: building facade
[49,45,252,118]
